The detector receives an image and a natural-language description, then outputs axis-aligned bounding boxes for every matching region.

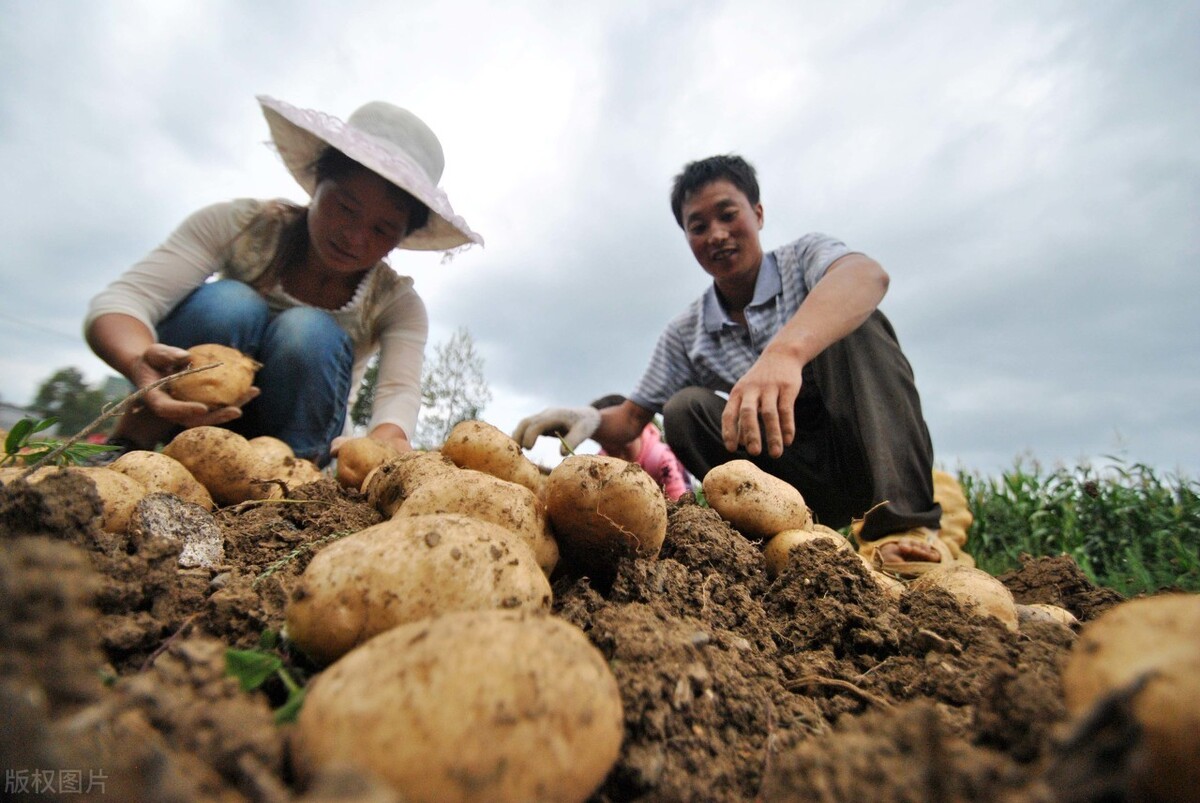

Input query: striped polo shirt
[629,233,854,413]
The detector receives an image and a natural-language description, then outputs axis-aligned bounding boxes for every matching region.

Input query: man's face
[680,179,764,289]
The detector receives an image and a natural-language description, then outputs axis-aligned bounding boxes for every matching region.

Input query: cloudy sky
[1,0,1196,477]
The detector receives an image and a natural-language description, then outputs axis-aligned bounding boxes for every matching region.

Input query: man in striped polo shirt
[514,155,970,576]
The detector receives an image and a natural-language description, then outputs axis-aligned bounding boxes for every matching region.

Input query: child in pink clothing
[592,394,693,501]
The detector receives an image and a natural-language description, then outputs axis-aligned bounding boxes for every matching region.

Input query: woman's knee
[265,308,352,362]
[158,280,269,347]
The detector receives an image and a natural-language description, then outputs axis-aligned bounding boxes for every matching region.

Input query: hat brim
[257,95,482,252]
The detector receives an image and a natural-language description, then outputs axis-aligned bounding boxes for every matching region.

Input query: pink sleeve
[637,427,691,501]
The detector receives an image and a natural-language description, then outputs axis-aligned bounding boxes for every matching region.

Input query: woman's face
[307,166,413,274]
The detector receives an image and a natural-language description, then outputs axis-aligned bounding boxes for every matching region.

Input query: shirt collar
[701,250,781,332]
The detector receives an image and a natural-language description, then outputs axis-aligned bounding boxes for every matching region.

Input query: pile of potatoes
[285,419,637,802]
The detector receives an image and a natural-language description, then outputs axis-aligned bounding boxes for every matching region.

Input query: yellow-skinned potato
[109,450,214,511]
[908,565,1018,632]
[1061,594,1200,802]
[293,609,624,803]
[247,435,295,464]
[162,426,280,506]
[396,469,559,575]
[335,437,399,490]
[702,460,812,539]
[763,524,854,579]
[545,454,667,572]
[363,450,457,517]
[19,466,148,534]
[166,343,261,409]
[286,514,552,666]
[1016,602,1079,629]
[441,419,545,497]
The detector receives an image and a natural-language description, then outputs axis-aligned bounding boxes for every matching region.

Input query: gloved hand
[512,406,602,454]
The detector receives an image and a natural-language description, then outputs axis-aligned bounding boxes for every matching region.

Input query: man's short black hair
[670,154,760,227]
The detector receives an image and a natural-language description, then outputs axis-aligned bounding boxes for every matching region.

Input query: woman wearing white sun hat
[85,96,481,465]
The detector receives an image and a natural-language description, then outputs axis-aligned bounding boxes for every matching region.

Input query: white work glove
[512,406,602,454]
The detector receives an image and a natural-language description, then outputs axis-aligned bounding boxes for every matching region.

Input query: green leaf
[5,419,34,452]
[258,629,279,650]
[225,648,283,691]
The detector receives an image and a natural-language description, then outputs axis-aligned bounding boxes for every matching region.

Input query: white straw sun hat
[257,95,482,253]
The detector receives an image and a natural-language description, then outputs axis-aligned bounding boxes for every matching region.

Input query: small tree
[30,368,111,437]
[414,327,492,449]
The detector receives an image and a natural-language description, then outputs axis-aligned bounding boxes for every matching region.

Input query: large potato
[335,437,399,490]
[1062,593,1200,802]
[544,454,667,573]
[441,419,545,497]
[396,469,559,575]
[162,426,280,506]
[363,450,458,517]
[702,460,812,539]
[293,609,624,803]
[109,450,214,511]
[245,436,324,487]
[247,435,295,464]
[166,343,260,409]
[908,565,1018,632]
[286,514,551,665]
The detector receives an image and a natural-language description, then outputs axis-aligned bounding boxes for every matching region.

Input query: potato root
[396,469,559,575]
[702,460,812,539]
[544,454,667,573]
[441,419,545,496]
[286,514,552,665]
[1062,593,1200,802]
[166,343,260,409]
[109,450,214,511]
[293,609,623,803]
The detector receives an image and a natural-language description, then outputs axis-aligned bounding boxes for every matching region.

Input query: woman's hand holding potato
[138,343,260,428]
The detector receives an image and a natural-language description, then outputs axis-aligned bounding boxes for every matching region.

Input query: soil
[0,470,1145,802]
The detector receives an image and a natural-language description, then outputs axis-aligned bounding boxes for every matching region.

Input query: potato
[363,450,458,517]
[286,514,551,665]
[441,419,545,497]
[1061,594,1200,802]
[18,466,148,534]
[166,343,261,409]
[544,454,667,573]
[702,459,812,539]
[908,565,1018,632]
[396,469,559,575]
[162,426,280,506]
[293,609,624,803]
[763,524,855,579]
[247,435,295,464]
[1015,602,1079,629]
[335,437,399,490]
[109,449,214,511]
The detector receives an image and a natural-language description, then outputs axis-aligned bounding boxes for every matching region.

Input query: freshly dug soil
[0,471,1140,801]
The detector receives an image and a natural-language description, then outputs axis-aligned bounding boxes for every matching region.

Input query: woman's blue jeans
[156,280,353,466]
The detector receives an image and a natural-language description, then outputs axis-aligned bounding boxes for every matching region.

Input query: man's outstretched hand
[512,406,602,454]
[722,351,801,458]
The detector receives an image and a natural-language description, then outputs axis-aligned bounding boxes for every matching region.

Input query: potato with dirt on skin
[286,514,552,665]
[702,459,812,539]
[1015,602,1079,629]
[908,564,1018,632]
[362,449,460,517]
[763,524,855,579]
[396,468,559,576]
[245,436,324,488]
[1061,593,1200,803]
[247,435,294,464]
[334,436,399,490]
[544,454,667,573]
[162,426,280,506]
[166,343,261,409]
[441,419,545,497]
[17,466,148,534]
[293,609,624,803]
[109,450,214,511]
